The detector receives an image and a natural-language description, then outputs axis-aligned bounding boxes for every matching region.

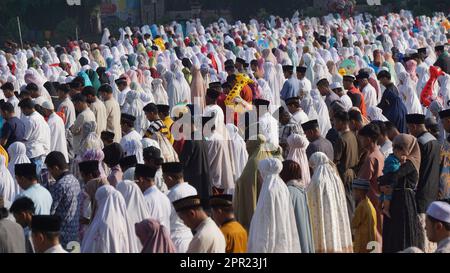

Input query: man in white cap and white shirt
[330,82,353,111]
[40,100,69,163]
[426,200,450,253]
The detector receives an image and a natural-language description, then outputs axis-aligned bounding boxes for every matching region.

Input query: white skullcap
[426,201,450,224]
[330,82,343,90]
[41,100,54,110]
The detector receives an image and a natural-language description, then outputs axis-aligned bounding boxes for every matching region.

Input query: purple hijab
[135,219,177,253]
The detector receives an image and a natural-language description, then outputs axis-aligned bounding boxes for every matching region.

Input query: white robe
[47,113,69,163]
[120,130,144,164]
[247,158,301,253]
[81,185,137,253]
[398,72,423,114]
[307,152,353,253]
[143,185,172,232]
[362,83,378,110]
[167,182,198,253]
[187,217,226,253]
[258,112,280,150]
[7,142,30,196]
[226,124,249,181]
[0,155,17,203]
[205,131,235,193]
[116,180,151,252]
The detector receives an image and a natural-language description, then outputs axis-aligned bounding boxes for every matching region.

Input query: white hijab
[81,185,137,253]
[307,152,353,253]
[310,89,332,136]
[7,142,30,195]
[226,124,249,181]
[151,78,169,105]
[0,155,17,203]
[367,106,388,122]
[247,158,301,253]
[117,180,151,252]
[287,134,311,186]
[398,71,423,114]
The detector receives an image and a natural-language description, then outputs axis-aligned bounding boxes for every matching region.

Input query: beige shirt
[104,98,122,143]
[89,98,107,137]
[187,217,226,253]
[70,108,96,156]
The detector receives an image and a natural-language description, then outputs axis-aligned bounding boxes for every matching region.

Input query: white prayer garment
[81,185,137,253]
[247,158,301,253]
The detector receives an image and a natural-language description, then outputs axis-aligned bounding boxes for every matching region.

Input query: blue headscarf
[378,84,408,133]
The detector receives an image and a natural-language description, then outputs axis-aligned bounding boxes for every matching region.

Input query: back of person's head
[25,83,39,92]
[279,160,302,182]
[44,151,69,170]
[81,86,97,97]
[143,103,158,114]
[358,123,381,142]
[71,93,87,104]
[377,70,391,81]
[348,109,363,123]
[0,102,15,113]
[384,121,397,132]
[334,111,350,123]
[10,197,35,214]
[371,120,387,136]
[316,78,330,88]
[56,83,70,94]
[18,98,34,110]
[98,84,113,94]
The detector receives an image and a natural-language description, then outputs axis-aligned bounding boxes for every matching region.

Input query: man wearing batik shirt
[45,152,81,249]
[438,109,450,199]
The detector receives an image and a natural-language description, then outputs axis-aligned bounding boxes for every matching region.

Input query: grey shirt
[306,136,334,161]
[0,218,26,253]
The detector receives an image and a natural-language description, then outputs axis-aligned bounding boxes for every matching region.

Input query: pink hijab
[286,134,311,186]
[135,219,177,253]
[406,60,418,83]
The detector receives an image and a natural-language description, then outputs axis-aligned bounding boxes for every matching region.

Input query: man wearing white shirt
[331,82,353,111]
[296,66,312,96]
[135,164,172,233]
[285,97,309,132]
[31,215,68,253]
[19,98,51,176]
[120,114,144,163]
[204,88,225,131]
[1,82,21,117]
[357,70,378,110]
[162,162,197,253]
[115,77,130,107]
[40,101,69,163]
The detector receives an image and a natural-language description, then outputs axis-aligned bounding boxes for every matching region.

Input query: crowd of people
[1,9,450,253]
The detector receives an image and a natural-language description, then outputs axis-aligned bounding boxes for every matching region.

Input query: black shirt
[1,117,25,149]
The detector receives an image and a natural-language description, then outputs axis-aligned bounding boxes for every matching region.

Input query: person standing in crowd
[426,200,450,253]
[9,197,35,253]
[317,78,340,109]
[377,70,407,133]
[173,195,226,253]
[351,179,377,253]
[379,134,422,253]
[18,98,51,175]
[280,65,299,101]
[15,163,52,215]
[357,70,377,110]
[31,215,67,253]
[70,94,96,157]
[357,124,385,237]
[439,109,450,199]
[371,120,393,159]
[82,86,107,137]
[343,75,366,117]
[41,101,69,163]
[285,97,309,129]
[102,142,124,187]
[162,162,196,253]
[0,197,26,253]
[1,82,21,117]
[302,120,334,161]
[44,151,81,249]
[279,160,315,253]
[210,194,248,253]
[120,114,144,163]
[434,44,450,74]
[134,164,171,231]
[98,84,122,143]
[333,111,359,222]
[0,102,25,149]
[406,114,441,252]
